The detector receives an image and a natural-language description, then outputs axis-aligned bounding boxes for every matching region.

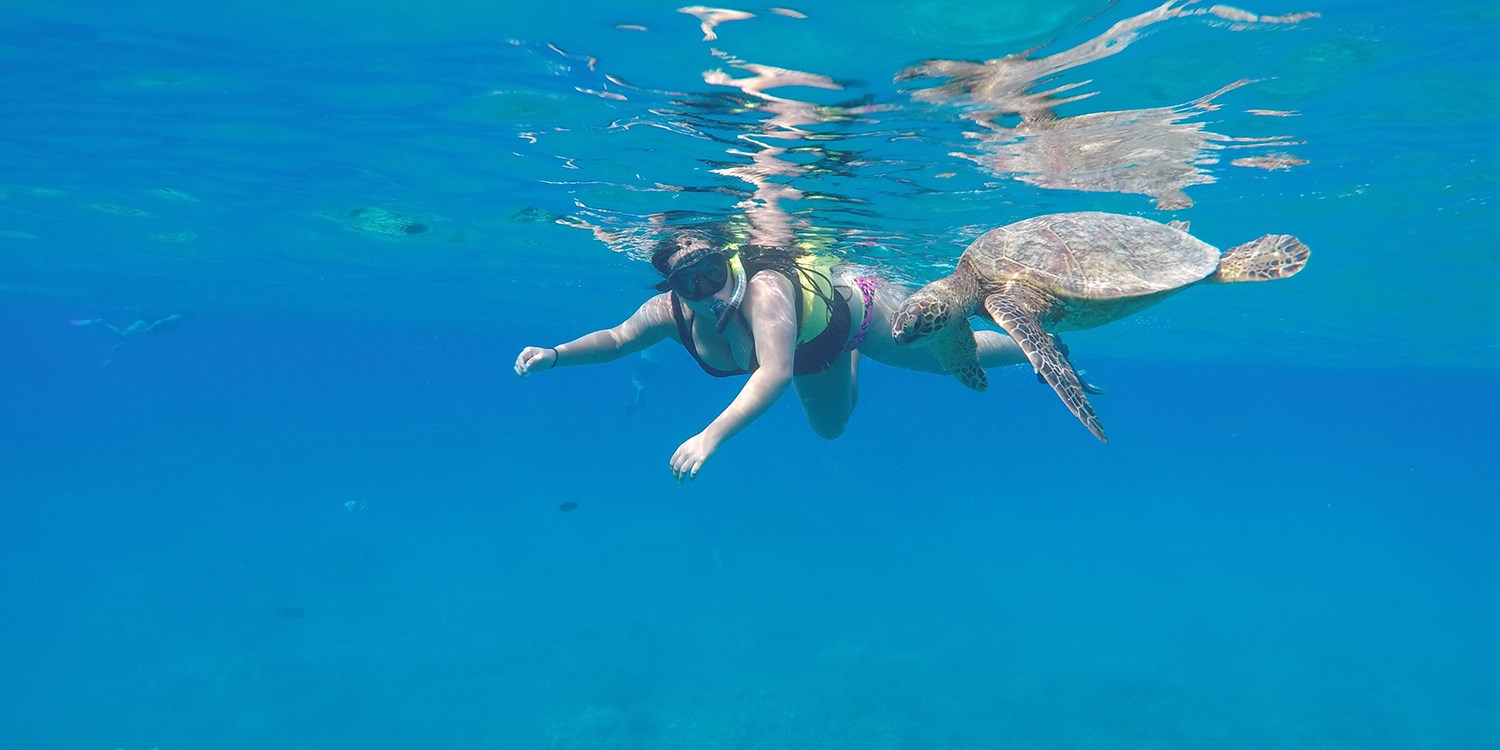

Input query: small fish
[558,501,579,512]
[275,606,305,620]
[344,500,366,512]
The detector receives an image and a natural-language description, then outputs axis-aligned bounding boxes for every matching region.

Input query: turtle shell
[965,212,1220,300]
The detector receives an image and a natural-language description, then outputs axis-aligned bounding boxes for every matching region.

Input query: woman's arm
[669,273,798,480]
[514,294,676,377]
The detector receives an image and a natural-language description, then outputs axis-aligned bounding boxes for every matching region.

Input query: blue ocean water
[1,1,1497,748]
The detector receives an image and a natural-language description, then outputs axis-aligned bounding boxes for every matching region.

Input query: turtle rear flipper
[984,292,1107,443]
[1213,234,1309,283]
[933,317,988,392]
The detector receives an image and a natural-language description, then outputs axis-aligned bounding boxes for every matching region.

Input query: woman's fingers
[515,347,545,377]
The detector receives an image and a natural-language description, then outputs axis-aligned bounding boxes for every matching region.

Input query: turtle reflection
[897,0,1317,208]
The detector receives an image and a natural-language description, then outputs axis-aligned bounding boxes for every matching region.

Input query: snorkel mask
[656,249,745,332]
[660,248,727,301]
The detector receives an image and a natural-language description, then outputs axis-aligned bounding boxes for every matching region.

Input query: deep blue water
[3,1,1498,748]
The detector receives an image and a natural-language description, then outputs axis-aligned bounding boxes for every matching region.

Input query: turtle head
[893,284,959,346]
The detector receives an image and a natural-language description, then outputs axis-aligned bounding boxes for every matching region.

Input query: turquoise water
[2,1,1497,748]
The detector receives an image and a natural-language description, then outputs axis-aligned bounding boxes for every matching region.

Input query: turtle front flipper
[983,293,1107,443]
[933,316,988,392]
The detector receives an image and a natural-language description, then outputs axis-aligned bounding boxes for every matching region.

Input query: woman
[514,226,1028,481]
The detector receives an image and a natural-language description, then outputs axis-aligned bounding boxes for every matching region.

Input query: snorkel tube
[710,254,746,333]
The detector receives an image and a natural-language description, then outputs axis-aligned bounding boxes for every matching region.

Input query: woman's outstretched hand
[514,346,558,378]
[670,431,720,482]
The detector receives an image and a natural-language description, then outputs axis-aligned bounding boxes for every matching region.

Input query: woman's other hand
[514,346,559,377]
[670,431,721,482]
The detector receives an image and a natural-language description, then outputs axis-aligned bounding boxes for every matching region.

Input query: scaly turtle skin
[893,211,1309,442]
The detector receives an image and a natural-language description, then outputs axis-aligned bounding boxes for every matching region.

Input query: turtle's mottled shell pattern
[965,212,1219,300]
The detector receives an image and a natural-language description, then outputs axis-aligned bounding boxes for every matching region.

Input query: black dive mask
[658,249,729,301]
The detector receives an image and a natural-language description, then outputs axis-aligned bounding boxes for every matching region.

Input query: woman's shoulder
[745,267,797,301]
[629,292,679,326]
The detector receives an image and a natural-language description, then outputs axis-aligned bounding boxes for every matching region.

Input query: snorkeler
[514,226,1031,481]
[624,346,661,416]
[71,312,185,342]
[70,312,186,364]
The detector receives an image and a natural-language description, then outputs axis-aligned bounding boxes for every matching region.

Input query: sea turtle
[892,211,1309,442]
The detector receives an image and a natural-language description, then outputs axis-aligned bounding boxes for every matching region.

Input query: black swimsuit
[671,270,853,378]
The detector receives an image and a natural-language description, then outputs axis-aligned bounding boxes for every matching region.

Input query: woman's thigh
[793,350,856,439]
